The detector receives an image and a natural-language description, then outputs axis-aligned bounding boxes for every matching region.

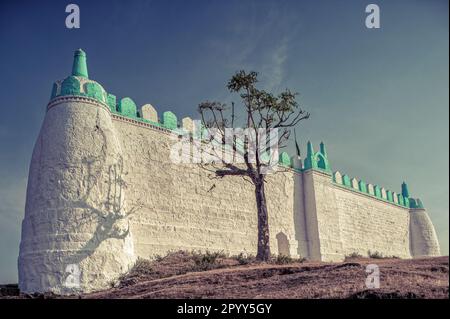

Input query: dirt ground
[3,252,448,299]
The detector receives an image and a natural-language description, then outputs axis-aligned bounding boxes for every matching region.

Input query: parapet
[332,170,423,210]
[47,50,437,204]
[49,49,199,135]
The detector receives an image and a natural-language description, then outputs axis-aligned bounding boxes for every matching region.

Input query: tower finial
[401,181,409,198]
[320,141,327,157]
[306,141,314,157]
[72,49,88,78]
[304,141,316,170]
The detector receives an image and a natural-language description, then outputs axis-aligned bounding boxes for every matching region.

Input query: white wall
[19,98,136,294]
[19,99,441,294]
[304,169,412,259]
[410,209,441,257]
[112,114,439,262]
[111,117,306,259]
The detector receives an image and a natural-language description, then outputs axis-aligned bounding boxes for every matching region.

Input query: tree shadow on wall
[63,117,142,267]
[65,156,141,268]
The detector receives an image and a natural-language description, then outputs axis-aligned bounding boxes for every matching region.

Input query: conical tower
[18,50,136,294]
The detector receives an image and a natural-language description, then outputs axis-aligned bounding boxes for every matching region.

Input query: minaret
[18,50,135,294]
[319,141,327,158]
[71,48,89,78]
[307,141,314,157]
[401,181,409,198]
[304,141,316,170]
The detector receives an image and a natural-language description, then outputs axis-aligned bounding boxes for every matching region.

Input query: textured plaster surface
[19,97,441,293]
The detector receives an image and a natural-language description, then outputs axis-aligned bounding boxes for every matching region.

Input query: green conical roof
[319,141,327,157]
[306,141,314,157]
[72,48,88,78]
[401,181,409,198]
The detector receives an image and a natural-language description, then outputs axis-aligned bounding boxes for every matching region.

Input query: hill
[2,252,448,299]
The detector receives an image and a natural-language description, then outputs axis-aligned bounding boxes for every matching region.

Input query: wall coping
[47,95,110,113]
[331,181,409,210]
[45,96,419,210]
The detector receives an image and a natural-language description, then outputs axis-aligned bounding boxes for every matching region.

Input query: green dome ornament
[72,48,89,78]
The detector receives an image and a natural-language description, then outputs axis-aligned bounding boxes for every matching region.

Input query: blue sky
[0,0,448,283]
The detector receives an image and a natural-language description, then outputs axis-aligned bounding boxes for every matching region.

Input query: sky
[0,0,448,283]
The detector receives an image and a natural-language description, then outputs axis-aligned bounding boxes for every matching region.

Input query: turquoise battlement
[331,169,423,209]
[50,75,183,132]
[49,50,186,133]
[48,50,426,206]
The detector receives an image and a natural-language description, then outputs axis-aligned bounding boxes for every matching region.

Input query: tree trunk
[255,178,271,261]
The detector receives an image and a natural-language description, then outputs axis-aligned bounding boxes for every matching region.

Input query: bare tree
[197,70,309,261]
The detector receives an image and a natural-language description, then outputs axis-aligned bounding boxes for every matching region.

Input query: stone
[381,187,387,199]
[182,117,194,132]
[19,49,441,295]
[367,184,374,195]
[392,192,398,204]
[141,104,158,123]
[333,171,342,184]
[351,178,359,190]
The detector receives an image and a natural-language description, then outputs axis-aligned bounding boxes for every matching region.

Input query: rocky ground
[2,252,448,299]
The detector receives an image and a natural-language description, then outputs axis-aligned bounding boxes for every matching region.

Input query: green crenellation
[374,185,382,198]
[118,97,138,117]
[304,141,331,172]
[331,171,417,208]
[398,194,405,206]
[387,190,393,202]
[279,152,291,167]
[50,83,58,100]
[163,111,178,130]
[49,49,426,210]
[107,94,117,112]
[60,76,80,96]
[84,82,105,103]
[358,180,367,193]
[410,198,425,209]
[342,175,351,187]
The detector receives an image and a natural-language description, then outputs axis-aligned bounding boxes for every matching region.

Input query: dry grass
[4,253,448,299]
[85,254,448,299]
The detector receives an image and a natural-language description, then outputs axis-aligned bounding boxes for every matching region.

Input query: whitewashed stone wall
[333,184,411,258]
[19,98,136,294]
[409,209,441,257]
[303,170,413,260]
[19,97,441,294]
[111,118,305,260]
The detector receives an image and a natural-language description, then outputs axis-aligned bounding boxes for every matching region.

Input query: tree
[197,70,309,261]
